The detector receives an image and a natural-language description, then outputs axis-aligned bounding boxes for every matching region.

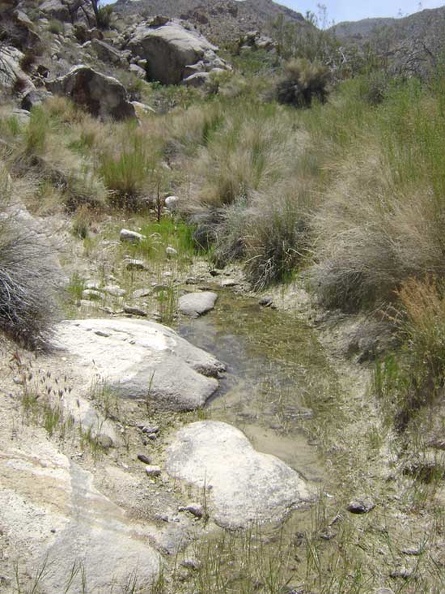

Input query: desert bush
[0,169,61,349]
[276,58,330,108]
[375,277,445,430]
[310,74,445,312]
[244,194,310,290]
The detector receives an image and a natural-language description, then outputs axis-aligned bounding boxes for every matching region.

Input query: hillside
[112,0,308,44]
[331,6,445,77]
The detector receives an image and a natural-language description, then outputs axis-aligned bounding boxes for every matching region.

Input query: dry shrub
[244,191,310,290]
[0,170,61,349]
[375,276,445,431]
[276,58,330,108]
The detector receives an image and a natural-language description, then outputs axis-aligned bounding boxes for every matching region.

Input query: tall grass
[310,75,445,311]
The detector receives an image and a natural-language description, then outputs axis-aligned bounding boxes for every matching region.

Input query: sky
[277,0,444,24]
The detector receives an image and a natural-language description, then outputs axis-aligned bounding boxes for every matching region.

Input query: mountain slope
[112,0,307,44]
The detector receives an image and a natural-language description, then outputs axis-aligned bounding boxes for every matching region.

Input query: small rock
[389,568,412,579]
[220,278,236,287]
[103,285,126,297]
[347,497,375,514]
[126,259,147,271]
[375,589,395,594]
[139,425,160,435]
[178,291,218,318]
[133,288,152,298]
[401,546,423,556]
[166,246,178,257]
[165,195,179,210]
[123,305,147,317]
[137,454,152,465]
[178,503,204,518]
[259,296,274,307]
[209,269,220,277]
[145,465,161,477]
[180,559,201,570]
[82,289,104,300]
[120,229,145,243]
[96,434,114,449]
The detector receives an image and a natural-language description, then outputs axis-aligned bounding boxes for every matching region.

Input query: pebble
[126,259,147,271]
[123,305,147,317]
[178,504,204,518]
[120,228,145,243]
[347,497,375,514]
[145,465,161,477]
[137,453,152,464]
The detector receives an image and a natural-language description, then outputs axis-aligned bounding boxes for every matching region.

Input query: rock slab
[55,318,225,411]
[0,439,160,591]
[165,421,312,529]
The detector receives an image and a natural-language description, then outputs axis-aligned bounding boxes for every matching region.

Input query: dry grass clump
[309,76,445,312]
[0,169,61,349]
[276,58,330,108]
[375,276,445,431]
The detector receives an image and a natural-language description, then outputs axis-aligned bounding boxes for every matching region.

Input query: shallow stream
[178,289,337,487]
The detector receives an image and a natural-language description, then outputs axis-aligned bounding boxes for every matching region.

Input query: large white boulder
[47,65,136,121]
[165,421,313,529]
[126,21,226,84]
[54,318,225,411]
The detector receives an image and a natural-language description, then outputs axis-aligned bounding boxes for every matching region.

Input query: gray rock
[347,497,375,514]
[123,304,147,317]
[47,66,136,121]
[126,259,148,270]
[54,318,225,411]
[178,503,204,518]
[0,442,160,591]
[129,63,147,79]
[126,21,224,85]
[178,291,218,318]
[145,465,162,477]
[165,421,312,529]
[120,228,145,243]
[182,72,210,87]
[0,46,35,97]
[103,284,126,297]
[91,39,128,67]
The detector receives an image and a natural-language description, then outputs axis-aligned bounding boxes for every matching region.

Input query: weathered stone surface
[165,421,312,529]
[0,46,35,96]
[126,21,225,85]
[178,291,218,318]
[54,318,225,410]
[47,65,136,121]
[91,39,128,67]
[0,440,160,591]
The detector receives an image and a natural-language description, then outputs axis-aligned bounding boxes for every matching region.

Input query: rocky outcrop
[166,421,313,529]
[47,65,136,120]
[125,20,229,84]
[54,318,225,411]
[0,436,160,591]
[0,45,35,97]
